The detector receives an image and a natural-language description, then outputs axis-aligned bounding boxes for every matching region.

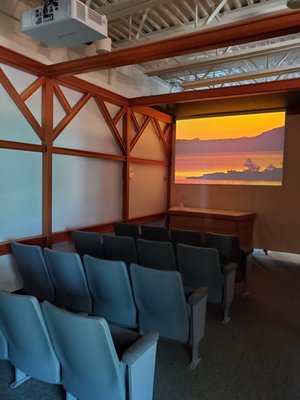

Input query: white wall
[129,164,168,219]
[52,155,123,231]
[54,96,122,154]
[0,65,43,242]
[129,113,169,219]
[0,149,42,241]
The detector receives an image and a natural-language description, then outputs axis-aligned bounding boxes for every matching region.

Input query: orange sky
[176,111,285,140]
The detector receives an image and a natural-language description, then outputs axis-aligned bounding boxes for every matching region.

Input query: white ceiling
[9,1,300,91]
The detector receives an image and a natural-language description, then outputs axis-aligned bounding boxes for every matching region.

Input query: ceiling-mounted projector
[21,0,108,47]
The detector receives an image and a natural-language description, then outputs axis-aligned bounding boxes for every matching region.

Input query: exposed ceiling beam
[204,0,228,26]
[48,10,300,78]
[107,0,290,49]
[181,64,300,89]
[95,0,174,20]
[144,37,300,77]
[17,0,288,25]
[129,77,300,106]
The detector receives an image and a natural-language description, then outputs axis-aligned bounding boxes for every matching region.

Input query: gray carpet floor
[1,250,300,400]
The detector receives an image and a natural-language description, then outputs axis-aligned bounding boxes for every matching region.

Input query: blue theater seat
[10,241,55,301]
[136,238,177,271]
[140,224,170,242]
[102,234,138,269]
[42,301,158,400]
[72,230,104,260]
[177,244,236,322]
[130,263,208,368]
[113,221,141,241]
[44,248,92,313]
[83,256,137,328]
[0,290,61,390]
[205,232,250,293]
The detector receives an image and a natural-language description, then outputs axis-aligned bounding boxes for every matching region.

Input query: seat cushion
[109,323,140,358]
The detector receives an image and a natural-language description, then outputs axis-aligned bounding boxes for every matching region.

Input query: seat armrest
[223,262,237,274]
[188,287,209,305]
[122,331,159,365]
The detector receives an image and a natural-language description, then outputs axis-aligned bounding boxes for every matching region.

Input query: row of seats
[114,221,202,246]
[10,242,208,366]
[0,289,158,400]
[71,232,236,321]
[113,221,249,287]
[2,224,248,396]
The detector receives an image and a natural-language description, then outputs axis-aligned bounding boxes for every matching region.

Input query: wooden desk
[167,207,255,251]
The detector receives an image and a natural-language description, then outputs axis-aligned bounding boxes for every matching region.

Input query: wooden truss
[0,50,173,254]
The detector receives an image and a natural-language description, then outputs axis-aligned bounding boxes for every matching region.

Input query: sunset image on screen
[175,111,285,185]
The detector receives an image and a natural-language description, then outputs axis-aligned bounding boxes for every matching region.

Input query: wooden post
[123,107,131,221]
[42,79,54,247]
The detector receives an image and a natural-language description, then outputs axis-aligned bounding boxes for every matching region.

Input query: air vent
[88,8,105,26]
[76,0,86,21]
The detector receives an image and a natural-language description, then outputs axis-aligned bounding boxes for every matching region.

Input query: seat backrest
[42,301,125,400]
[205,232,246,282]
[140,225,170,242]
[177,244,223,304]
[43,248,92,313]
[113,221,140,240]
[130,263,190,342]
[84,255,137,328]
[205,232,241,262]
[136,238,177,271]
[72,230,104,260]
[170,228,203,249]
[0,290,60,383]
[102,234,138,268]
[10,241,55,301]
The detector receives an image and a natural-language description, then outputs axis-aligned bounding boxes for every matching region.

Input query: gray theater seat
[42,301,158,400]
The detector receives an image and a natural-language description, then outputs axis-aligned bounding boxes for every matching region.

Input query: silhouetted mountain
[176,127,284,154]
[187,167,283,182]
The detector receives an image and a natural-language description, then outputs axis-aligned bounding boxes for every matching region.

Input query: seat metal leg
[9,368,30,389]
[241,280,249,297]
[66,392,77,400]
[222,305,231,324]
[189,343,201,369]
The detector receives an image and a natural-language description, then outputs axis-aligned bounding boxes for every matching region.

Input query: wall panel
[25,88,42,126]
[0,84,40,144]
[129,164,168,219]
[0,63,37,94]
[54,97,122,155]
[0,149,42,241]
[54,94,67,128]
[59,84,84,107]
[131,119,166,160]
[52,155,123,231]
